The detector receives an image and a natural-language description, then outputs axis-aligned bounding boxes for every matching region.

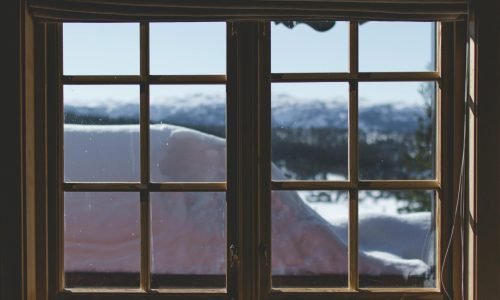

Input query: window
[38,18,458,300]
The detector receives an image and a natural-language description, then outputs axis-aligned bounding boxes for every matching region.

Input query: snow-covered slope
[64,124,434,280]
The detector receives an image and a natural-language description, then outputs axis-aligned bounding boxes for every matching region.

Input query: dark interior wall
[0,0,24,300]
[474,0,500,299]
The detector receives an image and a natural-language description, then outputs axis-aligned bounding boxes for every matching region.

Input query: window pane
[150,22,226,75]
[359,82,436,180]
[150,85,226,182]
[64,192,140,288]
[64,85,140,182]
[358,190,436,288]
[272,83,348,180]
[63,23,140,75]
[272,190,349,287]
[359,22,436,72]
[272,21,349,73]
[150,192,226,288]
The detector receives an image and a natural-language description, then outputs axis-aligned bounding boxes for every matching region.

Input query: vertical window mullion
[348,21,359,291]
[56,23,65,292]
[259,21,272,300]
[139,22,151,292]
[226,21,239,300]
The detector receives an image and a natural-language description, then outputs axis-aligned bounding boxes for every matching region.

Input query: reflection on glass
[63,23,140,75]
[64,192,140,288]
[359,22,436,72]
[64,85,140,182]
[150,192,226,288]
[272,83,348,180]
[358,190,436,288]
[359,82,436,180]
[149,85,226,182]
[150,22,226,75]
[271,21,349,73]
[272,190,349,287]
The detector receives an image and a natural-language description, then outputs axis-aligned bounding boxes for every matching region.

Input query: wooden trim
[451,21,467,300]
[139,22,151,292]
[271,72,440,82]
[348,20,359,291]
[56,291,227,300]
[34,21,49,300]
[466,10,476,300]
[62,75,227,85]
[233,22,262,300]
[225,21,238,300]
[28,0,468,22]
[62,182,227,192]
[271,180,440,190]
[269,288,443,300]
[56,23,66,292]
[259,21,273,300]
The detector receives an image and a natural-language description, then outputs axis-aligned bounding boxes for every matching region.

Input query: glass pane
[150,192,226,288]
[359,22,436,72]
[64,85,140,182]
[150,85,226,182]
[272,21,349,73]
[150,22,226,75]
[358,190,436,288]
[63,23,140,75]
[272,190,349,287]
[64,192,140,288]
[359,82,436,180]
[272,83,348,180]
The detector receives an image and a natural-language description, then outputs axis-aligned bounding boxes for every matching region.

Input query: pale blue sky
[63,21,435,106]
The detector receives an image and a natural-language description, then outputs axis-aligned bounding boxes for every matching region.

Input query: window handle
[229,244,239,268]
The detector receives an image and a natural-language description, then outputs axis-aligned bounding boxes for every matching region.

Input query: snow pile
[64,124,434,280]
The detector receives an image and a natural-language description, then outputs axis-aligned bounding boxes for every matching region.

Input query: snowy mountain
[64,93,427,133]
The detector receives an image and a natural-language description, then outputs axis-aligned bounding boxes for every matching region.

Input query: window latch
[229,244,239,268]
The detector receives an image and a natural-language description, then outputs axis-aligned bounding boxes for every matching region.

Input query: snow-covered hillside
[64,124,435,283]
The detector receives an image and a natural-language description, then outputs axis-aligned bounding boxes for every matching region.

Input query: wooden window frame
[28,18,466,300]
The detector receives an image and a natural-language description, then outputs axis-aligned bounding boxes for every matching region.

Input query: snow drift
[64,124,434,281]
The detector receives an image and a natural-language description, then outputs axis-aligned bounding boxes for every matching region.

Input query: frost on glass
[272,82,348,180]
[64,85,140,182]
[150,192,226,288]
[150,22,226,75]
[359,82,436,180]
[272,191,349,287]
[64,192,140,288]
[360,22,436,72]
[271,21,349,73]
[358,190,436,287]
[149,85,226,182]
[63,23,140,75]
